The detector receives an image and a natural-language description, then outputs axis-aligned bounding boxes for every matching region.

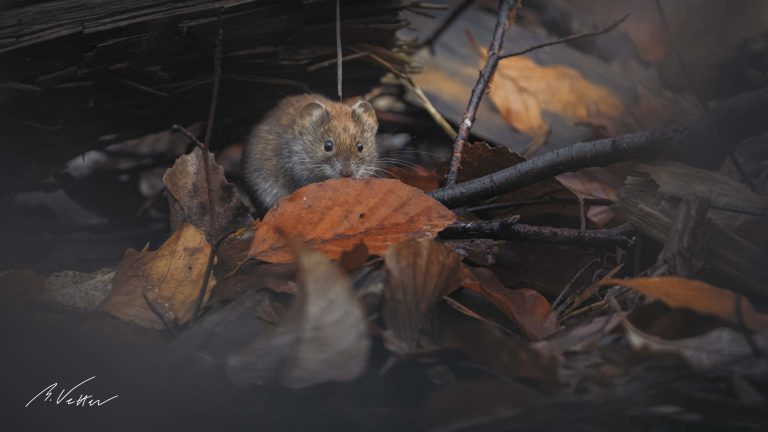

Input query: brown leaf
[163,147,253,244]
[470,35,624,146]
[382,238,465,353]
[338,241,370,273]
[99,224,215,329]
[384,165,441,192]
[604,277,768,332]
[227,236,370,388]
[248,178,456,264]
[463,267,558,340]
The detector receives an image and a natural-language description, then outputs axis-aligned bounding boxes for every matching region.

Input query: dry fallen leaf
[470,34,624,149]
[604,277,768,332]
[249,178,456,263]
[163,147,253,244]
[619,311,768,370]
[463,267,558,340]
[227,236,370,388]
[99,224,215,329]
[382,238,465,353]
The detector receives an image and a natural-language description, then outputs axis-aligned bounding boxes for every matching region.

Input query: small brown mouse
[242,93,379,210]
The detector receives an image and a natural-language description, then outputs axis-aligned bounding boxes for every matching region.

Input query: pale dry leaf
[163,147,253,244]
[249,178,456,263]
[227,236,370,388]
[42,268,114,311]
[99,224,216,329]
[383,238,465,353]
[620,313,768,370]
[604,277,768,332]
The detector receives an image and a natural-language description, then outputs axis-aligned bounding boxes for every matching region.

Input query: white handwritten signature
[25,376,118,408]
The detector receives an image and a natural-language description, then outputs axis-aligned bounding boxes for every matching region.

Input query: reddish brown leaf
[163,147,253,244]
[463,267,558,340]
[99,224,215,329]
[604,277,768,331]
[248,178,456,263]
[383,238,466,353]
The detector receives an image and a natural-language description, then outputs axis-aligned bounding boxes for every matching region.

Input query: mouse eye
[356,142,364,152]
[323,139,334,152]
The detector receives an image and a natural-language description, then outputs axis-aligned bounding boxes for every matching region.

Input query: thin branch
[336,0,343,100]
[171,124,204,149]
[467,197,615,213]
[203,25,223,151]
[417,0,478,53]
[440,219,635,246]
[500,14,630,59]
[445,0,520,186]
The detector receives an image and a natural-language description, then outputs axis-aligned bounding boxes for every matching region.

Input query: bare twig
[467,197,614,213]
[499,14,630,59]
[440,219,635,246]
[417,0,478,53]
[203,26,223,151]
[171,124,204,149]
[445,0,520,186]
[336,0,343,100]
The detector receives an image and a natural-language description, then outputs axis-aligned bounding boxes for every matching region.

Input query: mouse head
[294,99,379,181]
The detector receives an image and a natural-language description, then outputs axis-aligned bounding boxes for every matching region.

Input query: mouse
[242,93,379,211]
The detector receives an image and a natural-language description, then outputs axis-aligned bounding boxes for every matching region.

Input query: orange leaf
[248,178,456,263]
[463,267,558,340]
[470,34,624,144]
[604,277,768,331]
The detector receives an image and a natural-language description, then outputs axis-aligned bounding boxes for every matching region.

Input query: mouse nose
[340,167,353,178]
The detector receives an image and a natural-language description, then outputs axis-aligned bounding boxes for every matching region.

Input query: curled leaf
[227,237,370,388]
[383,238,465,353]
[99,224,215,329]
[463,267,558,340]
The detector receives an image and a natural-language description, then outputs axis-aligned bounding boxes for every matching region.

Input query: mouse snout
[340,166,353,178]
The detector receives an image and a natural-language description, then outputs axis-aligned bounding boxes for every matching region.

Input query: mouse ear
[297,101,330,131]
[351,100,377,128]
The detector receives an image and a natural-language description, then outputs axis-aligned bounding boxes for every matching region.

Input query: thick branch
[430,86,768,208]
[441,220,635,246]
[445,0,520,186]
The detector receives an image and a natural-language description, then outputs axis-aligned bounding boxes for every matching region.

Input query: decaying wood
[649,197,710,277]
[0,0,415,201]
[613,175,768,296]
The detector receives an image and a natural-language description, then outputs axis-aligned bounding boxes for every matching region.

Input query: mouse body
[242,93,379,210]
